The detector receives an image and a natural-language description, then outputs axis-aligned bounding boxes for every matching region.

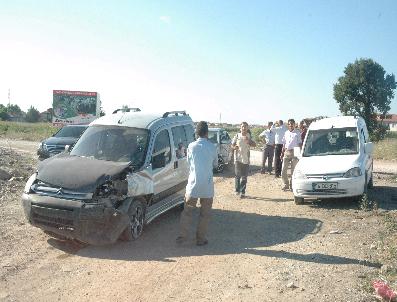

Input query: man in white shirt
[177,121,218,246]
[258,121,275,174]
[231,122,256,198]
[281,119,302,191]
[273,120,287,178]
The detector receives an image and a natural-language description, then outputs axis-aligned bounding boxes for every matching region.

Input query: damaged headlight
[343,167,362,178]
[293,169,307,180]
[95,180,128,198]
[24,173,37,193]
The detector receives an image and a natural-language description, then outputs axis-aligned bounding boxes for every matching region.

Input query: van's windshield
[303,127,358,157]
[70,125,149,167]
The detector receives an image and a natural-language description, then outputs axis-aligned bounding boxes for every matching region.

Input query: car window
[184,124,195,144]
[152,129,171,166]
[54,126,87,138]
[208,131,218,144]
[171,126,188,159]
[303,127,358,156]
[70,125,149,167]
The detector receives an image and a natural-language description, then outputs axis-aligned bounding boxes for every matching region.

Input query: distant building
[39,109,52,122]
[377,114,397,131]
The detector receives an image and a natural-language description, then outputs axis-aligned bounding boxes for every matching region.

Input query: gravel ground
[0,143,397,302]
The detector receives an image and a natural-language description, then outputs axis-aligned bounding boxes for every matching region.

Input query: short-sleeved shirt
[232,133,251,165]
[185,138,218,198]
[282,129,302,151]
[259,129,275,146]
[274,125,287,144]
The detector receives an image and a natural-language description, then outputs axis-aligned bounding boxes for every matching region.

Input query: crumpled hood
[37,154,131,192]
[296,154,361,174]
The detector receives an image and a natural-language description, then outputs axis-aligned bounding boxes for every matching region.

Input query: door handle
[174,161,178,169]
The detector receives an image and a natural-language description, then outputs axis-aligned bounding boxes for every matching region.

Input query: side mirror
[364,142,374,154]
[65,145,71,152]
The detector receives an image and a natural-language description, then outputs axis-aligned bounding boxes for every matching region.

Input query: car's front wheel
[294,196,304,205]
[120,199,146,241]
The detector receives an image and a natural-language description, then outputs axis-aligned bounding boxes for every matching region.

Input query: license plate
[313,182,338,190]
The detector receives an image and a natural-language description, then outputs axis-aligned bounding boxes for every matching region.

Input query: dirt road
[1,141,397,302]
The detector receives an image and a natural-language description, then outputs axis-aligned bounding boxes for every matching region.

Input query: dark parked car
[37,125,88,159]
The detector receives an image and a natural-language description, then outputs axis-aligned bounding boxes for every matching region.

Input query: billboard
[52,90,100,126]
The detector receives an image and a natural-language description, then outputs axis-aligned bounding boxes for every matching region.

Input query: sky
[0,0,396,125]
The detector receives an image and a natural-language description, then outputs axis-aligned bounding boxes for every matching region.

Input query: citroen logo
[322,175,328,181]
[56,188,64,195]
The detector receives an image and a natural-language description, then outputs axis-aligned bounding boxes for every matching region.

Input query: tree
[6,104,23,116]
[334,58,396,139]
[25,106,40,123]
[0,104,10,121]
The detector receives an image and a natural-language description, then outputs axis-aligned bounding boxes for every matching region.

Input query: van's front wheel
[120,199,146,241]
[294,196,304,205]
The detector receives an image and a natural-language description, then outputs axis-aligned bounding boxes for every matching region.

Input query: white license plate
[313,182,338,190]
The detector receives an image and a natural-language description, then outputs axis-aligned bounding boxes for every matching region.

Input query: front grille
[31,204,75,230]
[45,144,65,155]
[32,182,93,200]
[296,189,347,196]
[305,173,344,179]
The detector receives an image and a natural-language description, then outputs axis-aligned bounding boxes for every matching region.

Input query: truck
[52,90,101,126]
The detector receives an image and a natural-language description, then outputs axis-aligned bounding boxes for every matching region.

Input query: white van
[292,116,374,204]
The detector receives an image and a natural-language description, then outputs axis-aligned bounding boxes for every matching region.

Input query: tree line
[0,104,43,123]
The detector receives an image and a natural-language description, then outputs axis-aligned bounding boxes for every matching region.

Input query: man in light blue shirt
[177,121,218,246]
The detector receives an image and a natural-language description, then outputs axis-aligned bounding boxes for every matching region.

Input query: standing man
[281,119,302,191]
[259,121,275,174]
[177,121,218,246]
[273,120,287,178]
[232,121,256,198]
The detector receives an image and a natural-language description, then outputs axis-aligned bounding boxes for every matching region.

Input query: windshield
[54,126,87,138]
[303,127,359,156]
[70,125,149,167]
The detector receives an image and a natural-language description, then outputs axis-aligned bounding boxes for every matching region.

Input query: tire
[120,199,146,241]
[294,196,304,205]
[367,172,374,189]
[214,156,225,173]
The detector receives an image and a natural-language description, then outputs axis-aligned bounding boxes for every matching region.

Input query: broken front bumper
[22,193,130,245]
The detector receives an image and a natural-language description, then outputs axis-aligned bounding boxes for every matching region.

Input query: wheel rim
[130,206,144,239]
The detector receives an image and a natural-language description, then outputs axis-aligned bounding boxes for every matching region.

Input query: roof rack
[162,111,187,118]
[112,108,141,114]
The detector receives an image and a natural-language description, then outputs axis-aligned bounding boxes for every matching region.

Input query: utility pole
[219,112,221,125]
[8,88,10,106]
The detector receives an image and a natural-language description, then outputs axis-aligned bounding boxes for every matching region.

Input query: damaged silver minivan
[22,109,195,245]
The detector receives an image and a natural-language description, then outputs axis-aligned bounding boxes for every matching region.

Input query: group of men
[176,119,308,247]
[259,119,308,190]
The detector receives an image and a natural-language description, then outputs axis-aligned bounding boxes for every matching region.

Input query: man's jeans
[235,161,249,194]
[262,144,275,173]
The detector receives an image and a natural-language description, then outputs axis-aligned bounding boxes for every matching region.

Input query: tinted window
[54,126,87,138]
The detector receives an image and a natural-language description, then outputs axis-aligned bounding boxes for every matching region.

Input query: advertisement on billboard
[52,90,100,126]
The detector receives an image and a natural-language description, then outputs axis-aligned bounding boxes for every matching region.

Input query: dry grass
[0,121,57,141]
[373,132,397,161]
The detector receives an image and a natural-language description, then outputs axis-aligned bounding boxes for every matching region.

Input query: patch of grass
[0,121,58,141]
[373,131,397,160]
[358,194,377,211]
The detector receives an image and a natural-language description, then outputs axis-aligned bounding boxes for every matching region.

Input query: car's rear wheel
[294,196,304,205]
[120,199,146,241]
